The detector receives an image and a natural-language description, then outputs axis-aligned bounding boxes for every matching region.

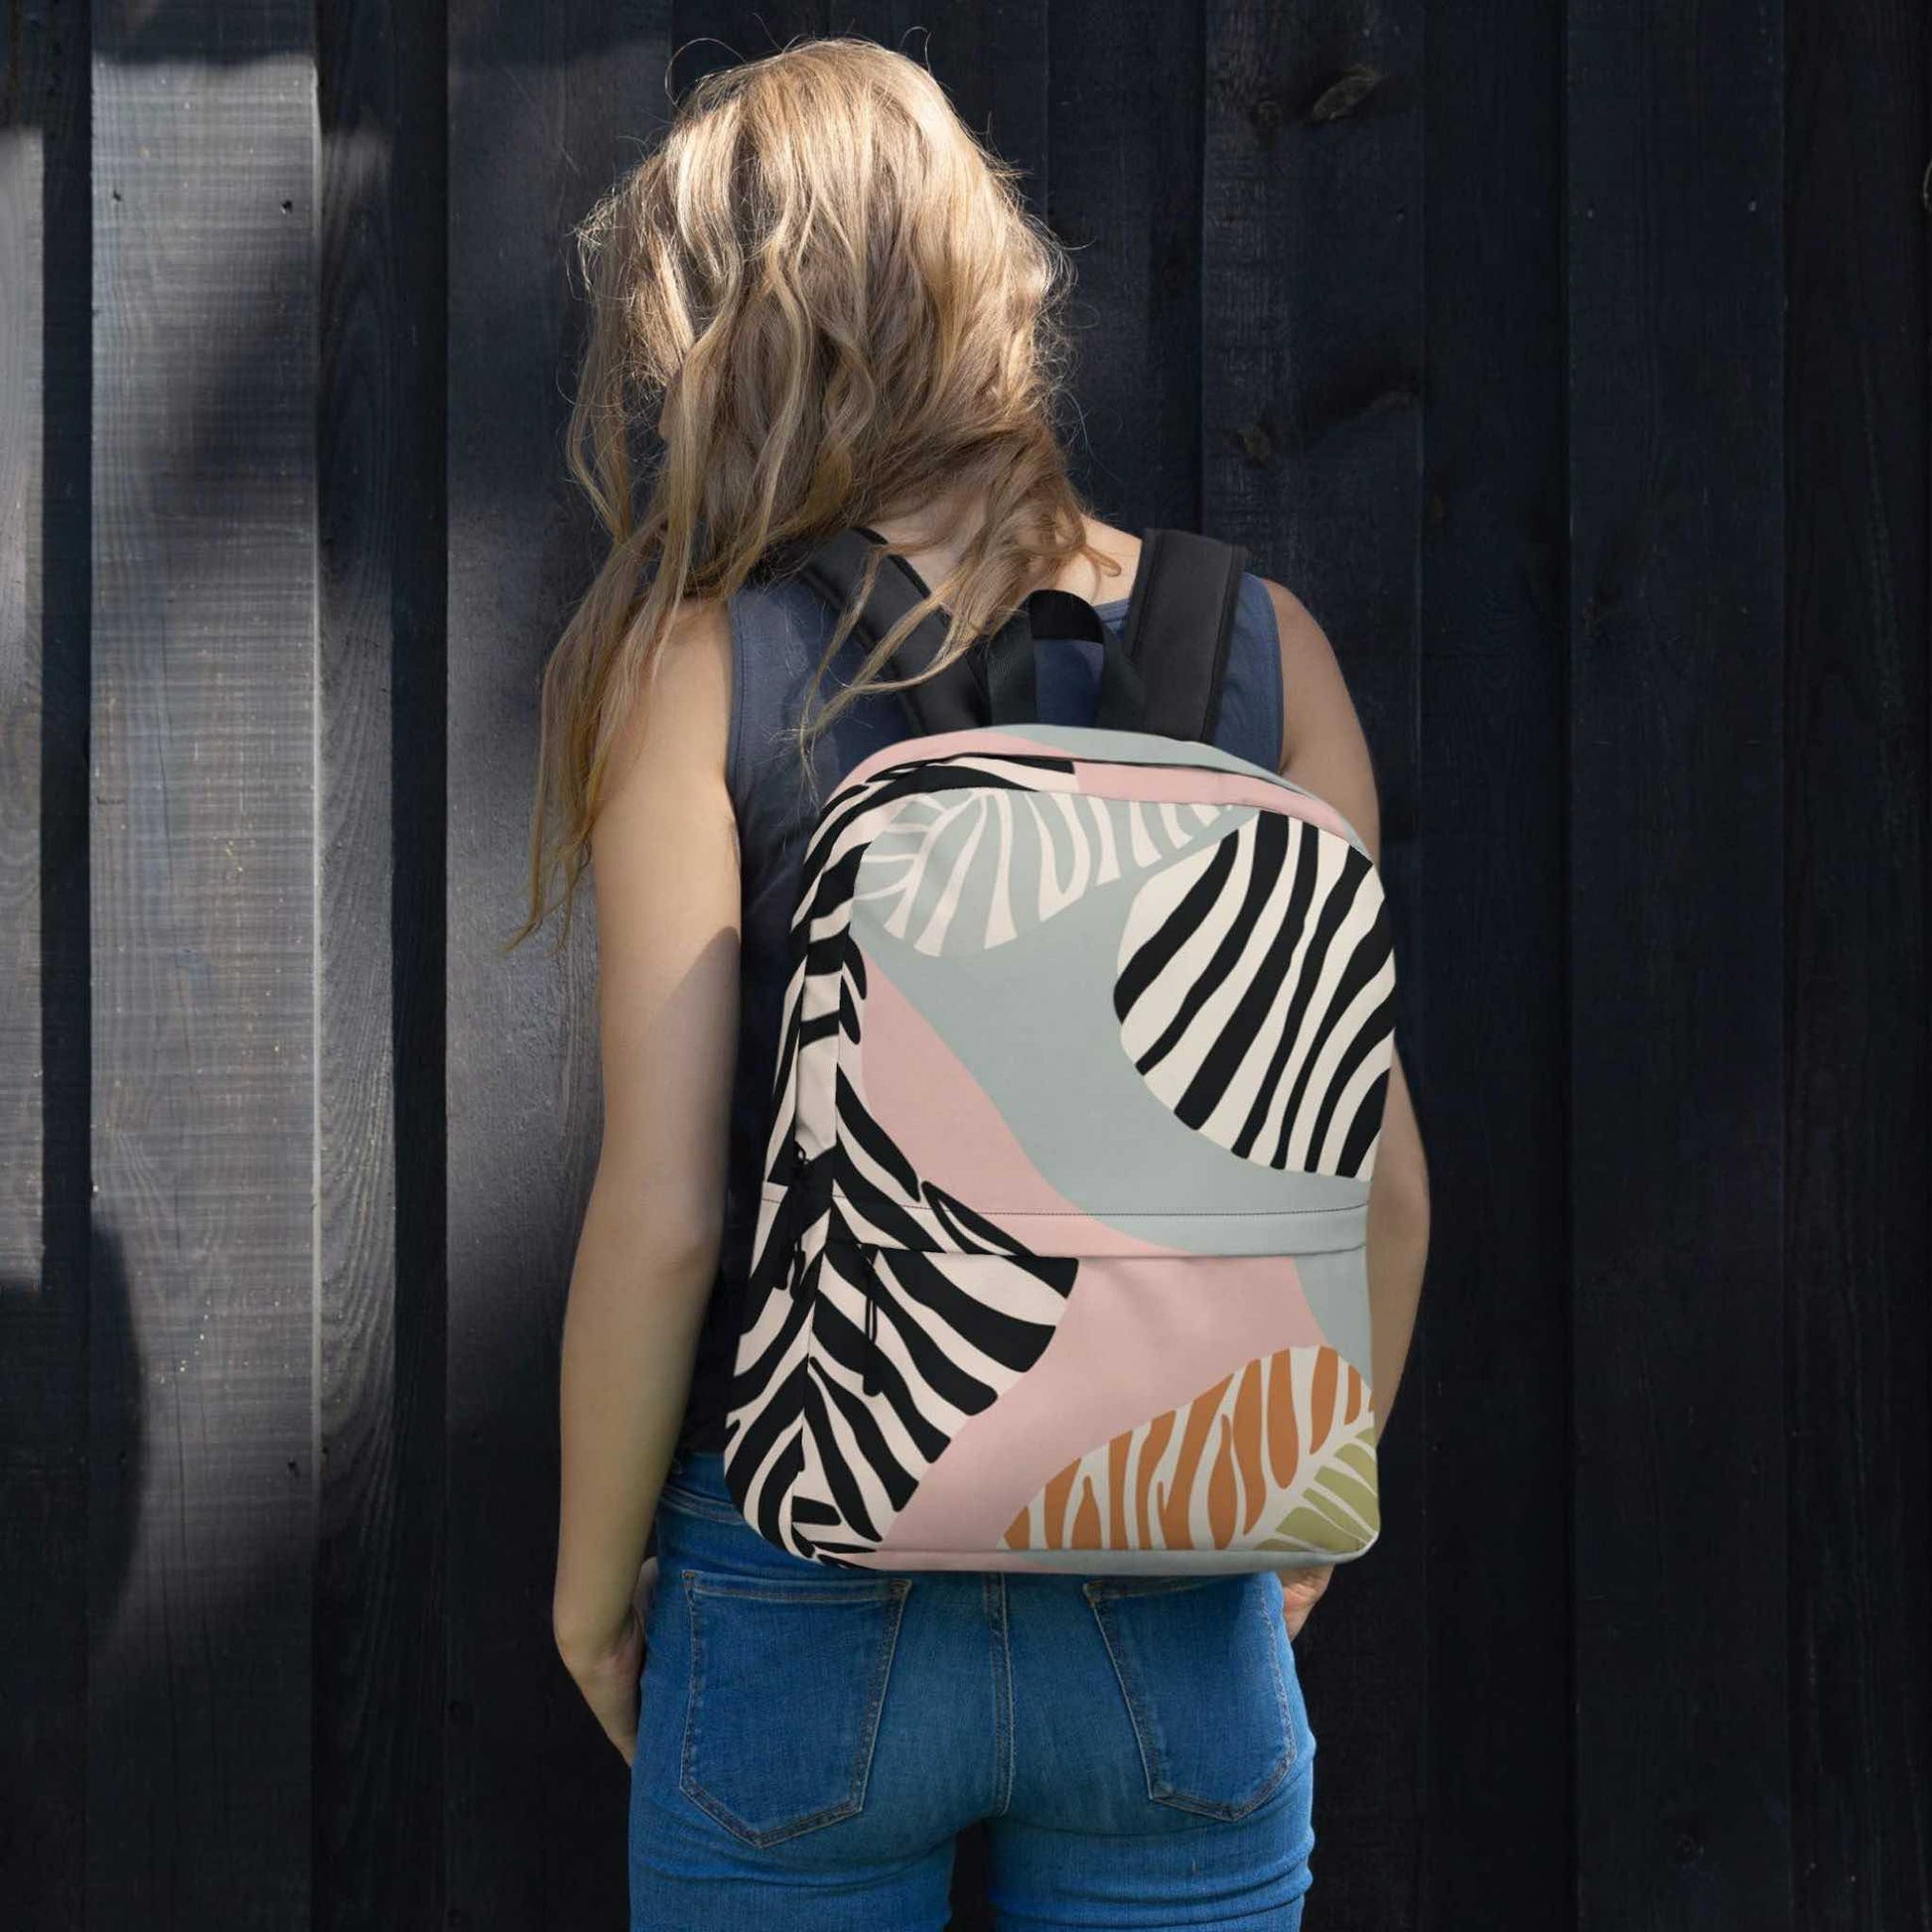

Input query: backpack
[721,526,1396,1576]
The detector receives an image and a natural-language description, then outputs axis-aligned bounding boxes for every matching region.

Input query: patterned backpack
[722,527,1396,1575]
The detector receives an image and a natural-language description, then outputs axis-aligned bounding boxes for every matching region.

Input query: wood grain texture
[313,0,450,1927]
[1,3,91,1927]
[445,5,670,1927]
[86,6,320,1927]
[0,0,44,1290]
[1567,1,1793,1925]
[1417,0,1572,1922]
[1046,0,1204,536]
[1202,4,1430,1926]
[1783,0,1932,1925]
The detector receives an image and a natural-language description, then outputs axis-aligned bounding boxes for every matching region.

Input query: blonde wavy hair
[509,34,1116,952]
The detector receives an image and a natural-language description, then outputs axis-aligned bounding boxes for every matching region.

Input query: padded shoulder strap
[1118,528,1248,742]
[785,526,984,736]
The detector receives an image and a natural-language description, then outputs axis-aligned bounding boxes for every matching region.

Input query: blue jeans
[629,1449,1317,1930]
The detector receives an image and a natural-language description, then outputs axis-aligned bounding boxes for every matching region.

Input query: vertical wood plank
[1784,0,1932,1923]
[1,0,46,1289]
[1201,4,1428,1924]
[445,7,670,1927]
[1046,0,1204,533]
[86,6,320,1927]
[314,0,451,1926]
[1,3,91,1926]
[1417,0,1573,1921]
[1566,2,1792,1924]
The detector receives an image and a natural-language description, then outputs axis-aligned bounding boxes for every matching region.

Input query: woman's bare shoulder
[599,594,734,810]
[588,593,738,1092]
[582,591,741,1186]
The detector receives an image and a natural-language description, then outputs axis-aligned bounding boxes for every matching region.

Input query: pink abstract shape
[871,1250,1326,1557]
[858,952,1175,1255]
[840,730,1070,791]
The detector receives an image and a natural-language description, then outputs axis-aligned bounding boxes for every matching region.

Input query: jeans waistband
[660,1448,741,1523]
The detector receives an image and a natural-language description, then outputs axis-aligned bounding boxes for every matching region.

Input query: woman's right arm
[552,596,740,1759]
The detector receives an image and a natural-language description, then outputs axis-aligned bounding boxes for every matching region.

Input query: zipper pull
[861,1243,881,1394]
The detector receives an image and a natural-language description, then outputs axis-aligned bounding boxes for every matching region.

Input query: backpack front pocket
[800,1235,1379,1571]
[678,1568,911,1847]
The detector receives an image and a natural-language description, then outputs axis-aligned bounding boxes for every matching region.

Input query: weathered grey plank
[2,4,92,1927]
[1,0,45,1291]
[87,10,320,1926]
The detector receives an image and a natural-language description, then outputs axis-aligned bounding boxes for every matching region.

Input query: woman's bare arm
[1264,578,1432,1432]
[551,597,739,1718]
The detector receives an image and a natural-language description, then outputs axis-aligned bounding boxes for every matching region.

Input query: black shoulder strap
[1118,528,1247,742]
[784,526,984,736]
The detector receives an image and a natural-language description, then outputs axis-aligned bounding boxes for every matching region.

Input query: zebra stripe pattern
[1115,810,1396,1177]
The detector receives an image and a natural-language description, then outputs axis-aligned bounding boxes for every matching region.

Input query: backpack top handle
[784,524,1242,744]
[787,526,1149,738]
[978,587,1148,733]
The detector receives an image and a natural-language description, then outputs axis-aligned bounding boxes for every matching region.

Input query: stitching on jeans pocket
[679,1569,911,1847]
[1084,1573,1296,1820]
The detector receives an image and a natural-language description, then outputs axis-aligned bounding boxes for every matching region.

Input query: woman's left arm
[1265,578,1433,1638]
[550,597,739,1759]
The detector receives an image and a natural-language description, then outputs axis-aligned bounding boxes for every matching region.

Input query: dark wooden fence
[4,2,1926,1927]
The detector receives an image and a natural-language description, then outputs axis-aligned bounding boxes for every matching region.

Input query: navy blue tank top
[674,562,1285,1452]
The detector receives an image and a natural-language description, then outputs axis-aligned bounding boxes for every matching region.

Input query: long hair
[508,35,1114,952]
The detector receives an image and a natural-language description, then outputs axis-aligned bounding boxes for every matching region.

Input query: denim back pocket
[1083,1572,1296,1820]
[679,1568,912,1847]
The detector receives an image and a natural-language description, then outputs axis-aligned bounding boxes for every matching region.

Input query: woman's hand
[1277,1562,1334,1641]
[556,1555,659,1765]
